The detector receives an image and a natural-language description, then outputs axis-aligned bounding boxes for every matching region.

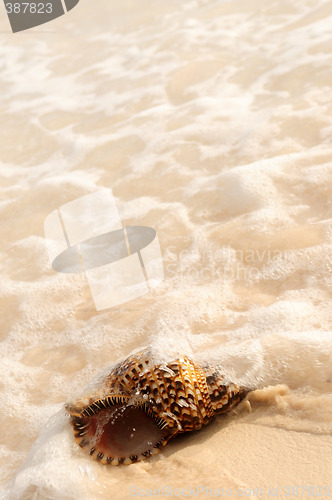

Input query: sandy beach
[0,0,331,498]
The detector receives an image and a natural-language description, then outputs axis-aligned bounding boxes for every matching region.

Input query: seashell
[65,348,248,465]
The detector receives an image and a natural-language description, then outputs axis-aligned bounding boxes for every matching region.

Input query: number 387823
[5,3,53,14]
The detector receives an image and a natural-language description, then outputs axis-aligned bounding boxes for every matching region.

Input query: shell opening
[69,397,171,465]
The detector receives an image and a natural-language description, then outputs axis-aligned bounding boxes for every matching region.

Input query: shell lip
[66,394,169,430]
[66,394,173,465]
[65,394,129,418]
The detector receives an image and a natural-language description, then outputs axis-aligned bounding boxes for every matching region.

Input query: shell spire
[65,348,248,465]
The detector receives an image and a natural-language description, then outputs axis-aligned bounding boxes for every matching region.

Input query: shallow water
[0,0,331,499]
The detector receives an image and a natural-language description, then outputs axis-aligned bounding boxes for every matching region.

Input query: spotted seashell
[65,349,248,465]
